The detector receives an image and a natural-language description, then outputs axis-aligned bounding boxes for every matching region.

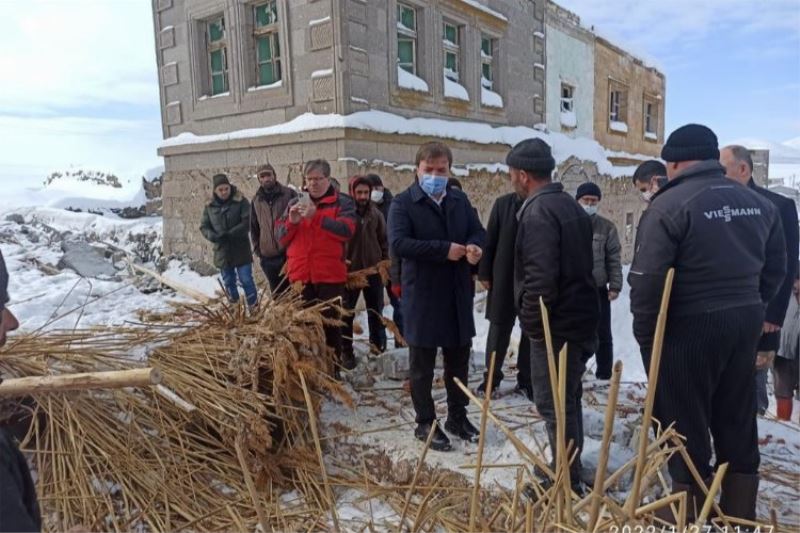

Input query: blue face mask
[419,174,448,196]
[582,204,598,216]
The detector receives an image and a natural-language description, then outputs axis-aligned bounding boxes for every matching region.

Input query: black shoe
[414,421,451,451]
[595,370,611,380]
[514,383,534,402]
[341,352,357,371]
[476,381,501,399]
[444,416,480,443]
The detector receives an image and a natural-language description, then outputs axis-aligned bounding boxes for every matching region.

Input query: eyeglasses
[305,177,327,184]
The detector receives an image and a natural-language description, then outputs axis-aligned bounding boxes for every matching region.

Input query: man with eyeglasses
[276,159,356,375]
[250,164,297,295]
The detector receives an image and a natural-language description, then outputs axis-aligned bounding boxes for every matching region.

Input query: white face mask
[641,191,654,203]
[582,204,598,216]
[371,190,384,203]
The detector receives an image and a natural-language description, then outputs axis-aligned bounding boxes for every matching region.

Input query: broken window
[560,83,574,113]
[481,35,495,89]
[254,1,281,86]
[207,16,228,95]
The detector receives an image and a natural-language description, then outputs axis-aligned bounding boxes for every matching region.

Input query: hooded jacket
[199,187,253,270]
[346,176,388,272]
[629,160,787,347]
[250,182,297,259]
[276,185,357,284]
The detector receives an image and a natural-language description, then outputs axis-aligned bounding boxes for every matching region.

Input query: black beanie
[661,124,720,163]
[212,174,230,188]
[506,138,556,174]
[576,182,602,201]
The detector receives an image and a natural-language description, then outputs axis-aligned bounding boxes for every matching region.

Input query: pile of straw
[0,294,350,532]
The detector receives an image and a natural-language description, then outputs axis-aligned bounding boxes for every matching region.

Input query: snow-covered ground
[0,179,797,529]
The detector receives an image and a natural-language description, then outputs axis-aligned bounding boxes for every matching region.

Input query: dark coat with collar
[199,187,253,270]
[629,161,786,348]
[388,182,486,348]
[478,192,524,325]
[514,182,599,342]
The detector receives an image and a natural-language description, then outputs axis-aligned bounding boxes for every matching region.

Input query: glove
[391,284,402,299]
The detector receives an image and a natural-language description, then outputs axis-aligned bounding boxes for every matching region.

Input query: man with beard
[388,142,485,451]
[250,164,297,295]
[276,160,356,373]
[511,138,599,494]
[341,176,389,368]
[200,174,258,307]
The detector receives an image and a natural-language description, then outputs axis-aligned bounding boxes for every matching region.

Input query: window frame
[206,16,229,96]
[253,1,282,87]
[397,2,418,75]
[643,97,659,137]
[442,20,460,82]
[560,83,574,113]
[607,79,629,129]
[481,35,495,90]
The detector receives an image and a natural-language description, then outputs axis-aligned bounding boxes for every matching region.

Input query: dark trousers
[642,305,763,484]
[301,283,345,365]
[0,428,41,532]
[530,336,592,479]
[342,274,387,356]
[483,321,531,389]
[409,345,471,424]
[387,282,404,338]
[259,255,289,296]
[594,286,613,377]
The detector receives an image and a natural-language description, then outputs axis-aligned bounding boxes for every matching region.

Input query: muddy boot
[719,473,759,526]
[655,481,704,524]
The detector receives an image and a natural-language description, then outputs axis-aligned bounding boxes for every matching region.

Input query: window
[608,80,629,131]
[644,100,658,136]
[443,21,460,82]
[560,83,574,113]
[254,1,281,86]
[397,3,417,74]
[207,16,228,95]
[481,35,495,89]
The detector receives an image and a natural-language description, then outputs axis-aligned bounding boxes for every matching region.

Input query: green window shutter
[257,36,272,61]
[400,6,415,31]
[210,49,224,73]
[398,39,414,65]
[212,74,226,95]
[444,25,457,44]
[209,19,224,42]
[445,52,457,72]
[481,37,491,56]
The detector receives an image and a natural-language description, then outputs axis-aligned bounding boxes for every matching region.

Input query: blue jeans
[220,264,258,306]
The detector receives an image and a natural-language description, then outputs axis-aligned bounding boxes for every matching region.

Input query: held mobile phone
[298,192,311,206]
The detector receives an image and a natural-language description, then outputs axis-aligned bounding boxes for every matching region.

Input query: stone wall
[161,130,646,268]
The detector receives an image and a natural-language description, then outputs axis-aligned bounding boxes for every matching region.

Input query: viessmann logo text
[703,205,762,222]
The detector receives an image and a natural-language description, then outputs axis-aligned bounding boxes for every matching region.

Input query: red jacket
[276,186,356,284]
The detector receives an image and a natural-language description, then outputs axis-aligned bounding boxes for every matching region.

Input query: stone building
[593,37,665,162]
[544,1,594,139]
[152,0,663,266]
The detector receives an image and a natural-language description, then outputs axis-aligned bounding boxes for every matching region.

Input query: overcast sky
[0,0,798,185]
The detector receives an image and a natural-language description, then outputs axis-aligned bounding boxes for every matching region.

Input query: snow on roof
[458,0,508,22]
[159,110,639,177]
[311,69,334,79]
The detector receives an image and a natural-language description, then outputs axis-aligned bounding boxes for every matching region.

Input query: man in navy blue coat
[388,142,486,451]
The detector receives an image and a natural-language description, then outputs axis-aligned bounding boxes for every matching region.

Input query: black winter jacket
[629,161,786,347]
[479,193,524,325]
[0,428,41,532]
[199,187,253,270]
[514,182,599,342]
[748,179,799,326]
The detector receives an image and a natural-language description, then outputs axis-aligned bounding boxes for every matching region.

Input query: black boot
[444,415,480,443]
[655,480,705,524]
[414,421,451,452]
[514,382,534,402]
[340,351,357,371]
[720,473,758,526]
